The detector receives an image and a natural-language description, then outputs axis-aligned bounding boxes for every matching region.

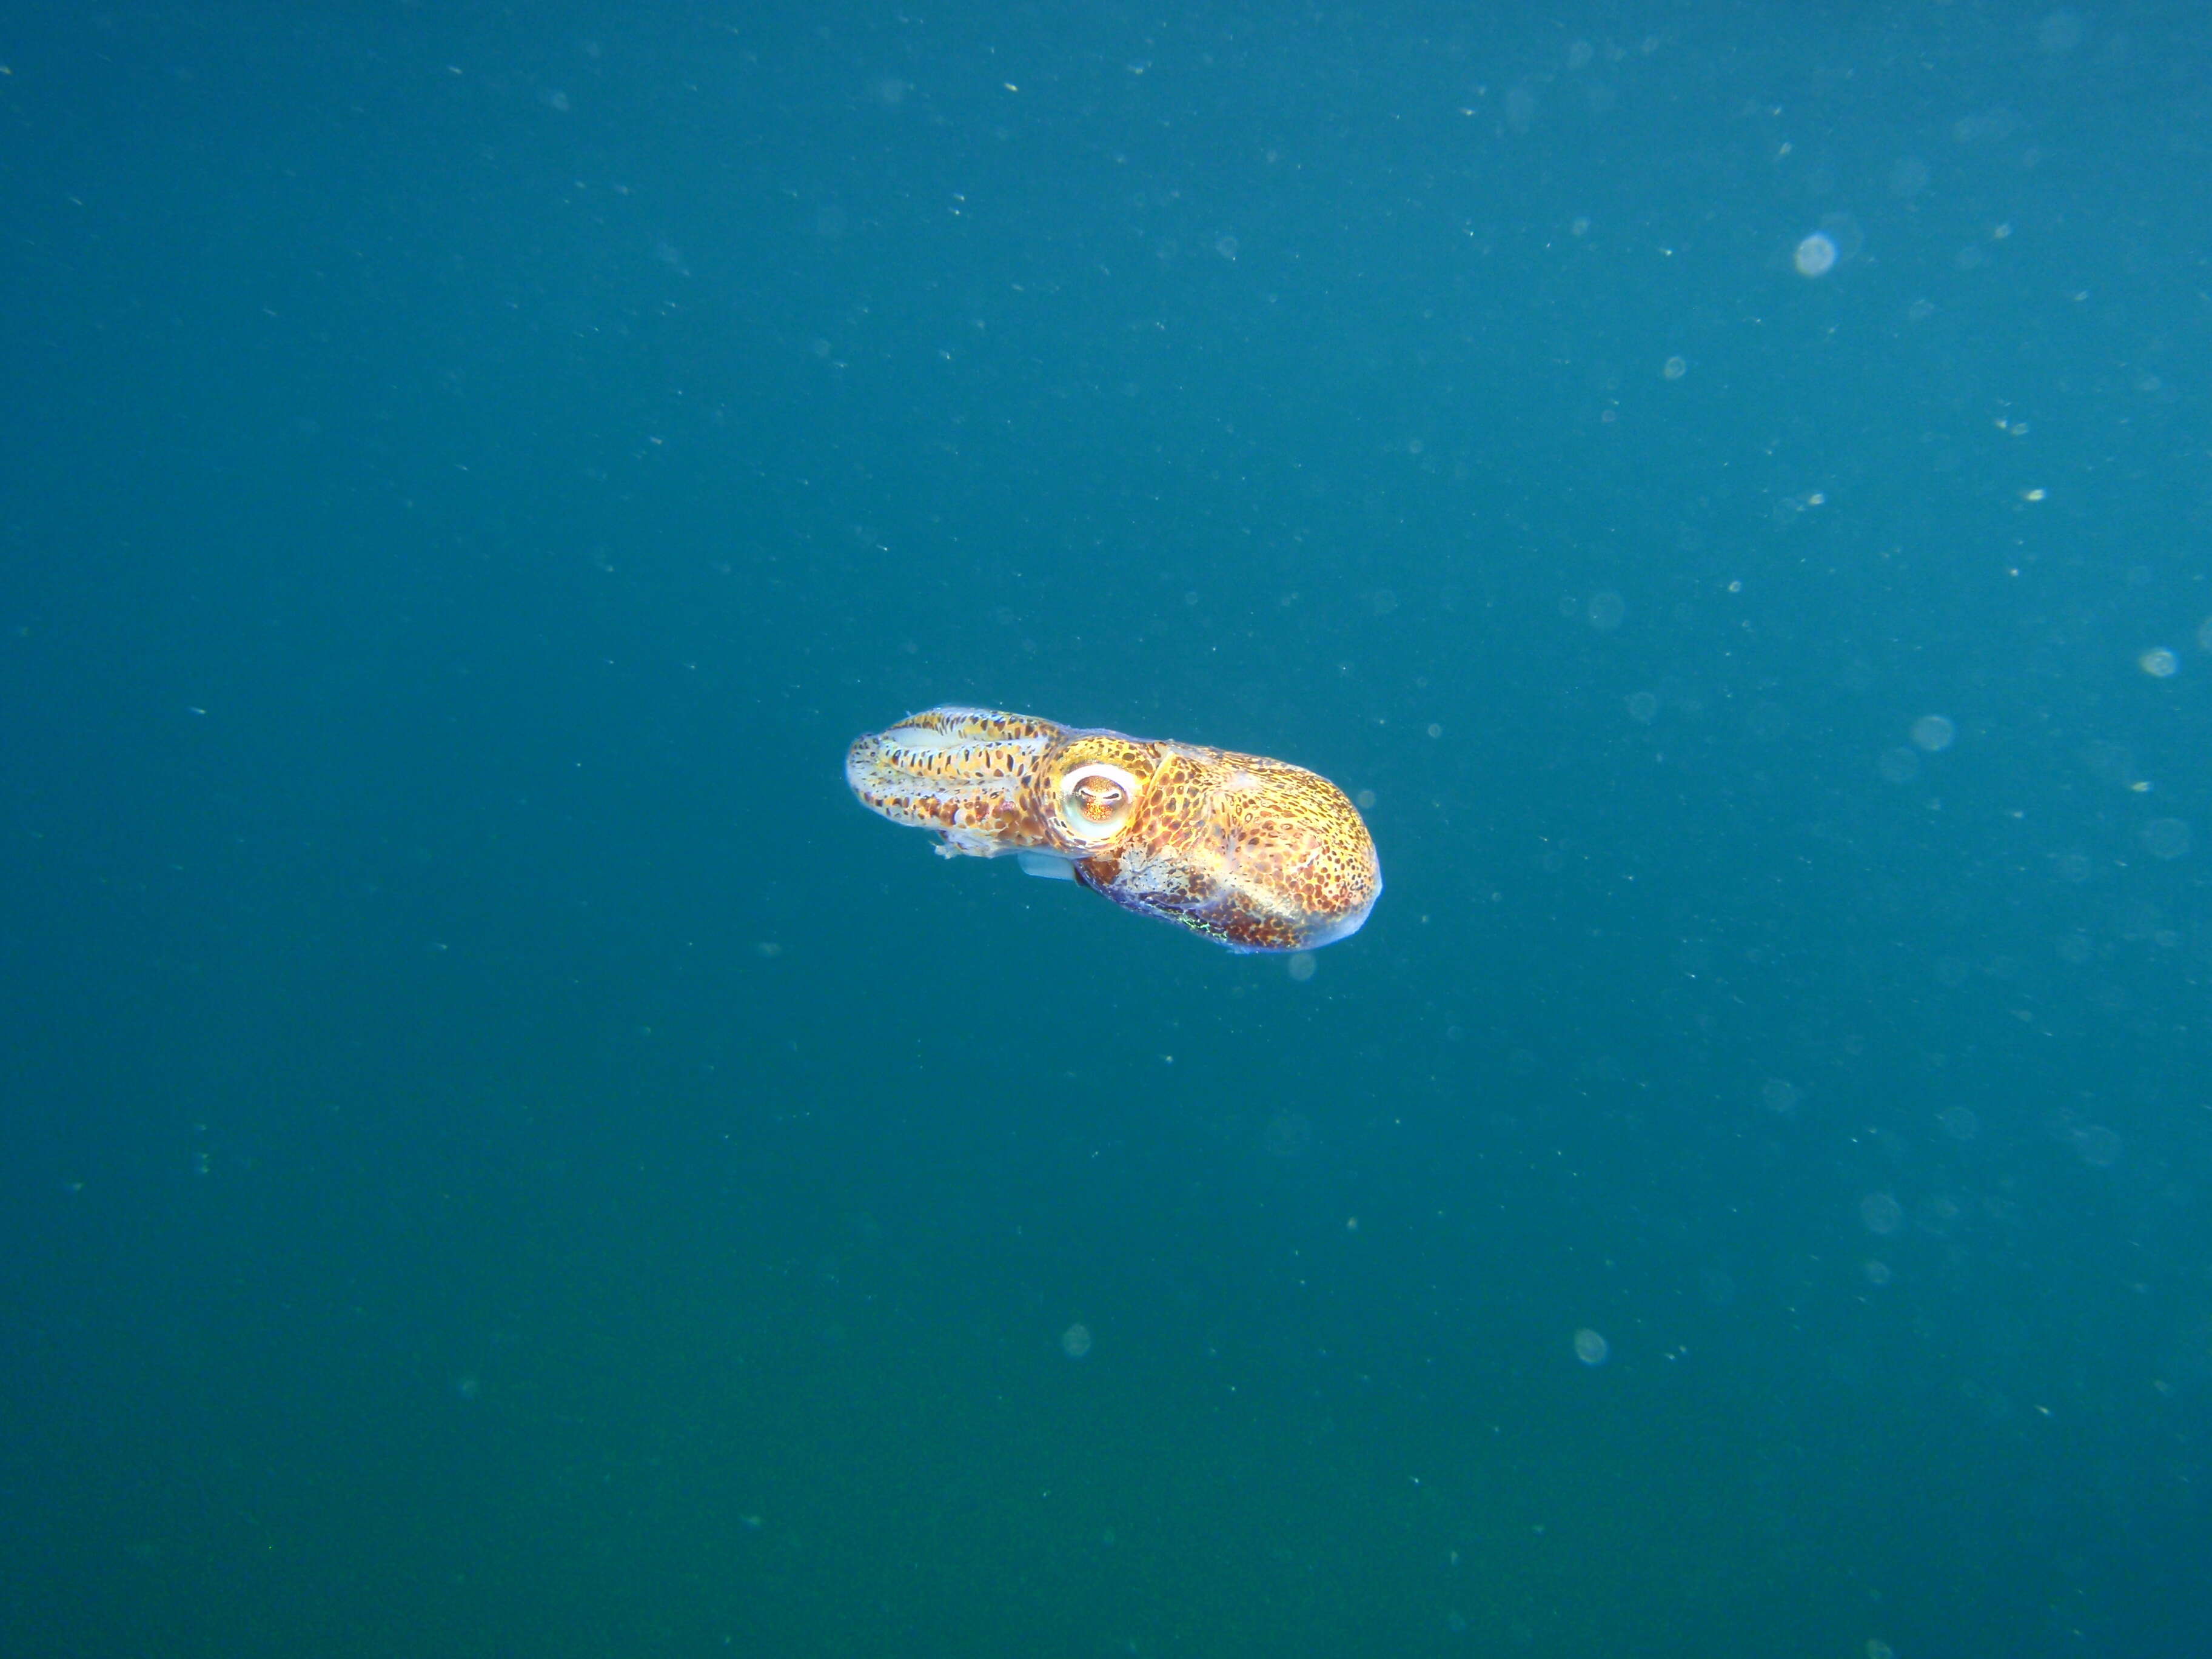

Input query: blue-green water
[4,5,2210,1655]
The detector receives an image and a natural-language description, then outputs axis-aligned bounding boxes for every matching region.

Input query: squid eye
[1055,762,1141,843]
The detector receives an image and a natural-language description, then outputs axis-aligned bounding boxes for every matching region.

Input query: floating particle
[2072,1126,2123,1167]
[1911,715,1956,752]
[1794,232,1838,276]
[2142,818,2191,859]
[1859,1192,1905,1235]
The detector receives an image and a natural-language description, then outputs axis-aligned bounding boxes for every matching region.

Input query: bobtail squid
[845,706,1381,952]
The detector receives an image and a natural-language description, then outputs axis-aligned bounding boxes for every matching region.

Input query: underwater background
[5,4,2211,1655]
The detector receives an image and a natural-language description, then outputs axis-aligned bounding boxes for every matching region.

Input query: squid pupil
[1071,777,1125,821]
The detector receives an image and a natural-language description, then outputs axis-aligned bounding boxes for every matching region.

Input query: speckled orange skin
[846,706,1381,952]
